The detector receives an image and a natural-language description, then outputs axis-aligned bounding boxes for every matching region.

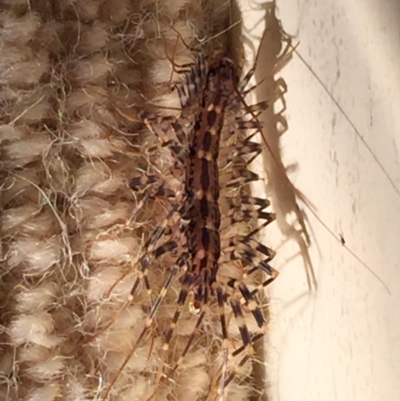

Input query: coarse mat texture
[0,1,288,400]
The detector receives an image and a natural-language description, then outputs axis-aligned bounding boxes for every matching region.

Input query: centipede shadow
[253,2,316,295]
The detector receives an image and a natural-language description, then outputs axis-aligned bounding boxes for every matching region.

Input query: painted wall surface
[240,1,400,400]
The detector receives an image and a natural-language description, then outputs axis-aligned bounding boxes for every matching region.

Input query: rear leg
[83,176,183,343]
[211,231,278,400]
[101,254,190,400]
[211,283,272,401]
[209,243,278,401]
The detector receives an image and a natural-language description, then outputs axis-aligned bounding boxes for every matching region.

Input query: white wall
[240,1,400,400]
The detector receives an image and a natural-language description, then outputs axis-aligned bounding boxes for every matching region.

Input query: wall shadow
[255,2,316,293]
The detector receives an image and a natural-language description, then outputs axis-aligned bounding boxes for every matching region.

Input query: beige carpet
[0,1,290,400]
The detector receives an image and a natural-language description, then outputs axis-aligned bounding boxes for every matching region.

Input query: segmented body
[180,58,237,309]
[100,53,278,401]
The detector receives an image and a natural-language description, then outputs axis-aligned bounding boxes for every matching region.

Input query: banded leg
[219,236,278,297]
[83,239,178,348]
[101,254,189,401]
[212,286,264,401]
[222,195,274,226]
[220,138,262,167]
[88,190,183,341]
[212,230,278,400]
[175,53,206,109]
[144,277,210,401]
[142,269,213,401]
[223,168,261,189]
[214,333,265,401]
[212,250,277,400]
[140,112,187,164]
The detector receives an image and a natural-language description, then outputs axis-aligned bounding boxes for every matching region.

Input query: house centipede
[90,42,279,400]
[89,10,392,401]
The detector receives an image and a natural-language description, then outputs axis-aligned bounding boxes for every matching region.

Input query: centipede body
[93,45,280,400]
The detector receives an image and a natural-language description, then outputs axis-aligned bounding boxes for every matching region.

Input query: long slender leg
[101,254,189,400]
[212,289,265,401]
[82,239,178,348]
